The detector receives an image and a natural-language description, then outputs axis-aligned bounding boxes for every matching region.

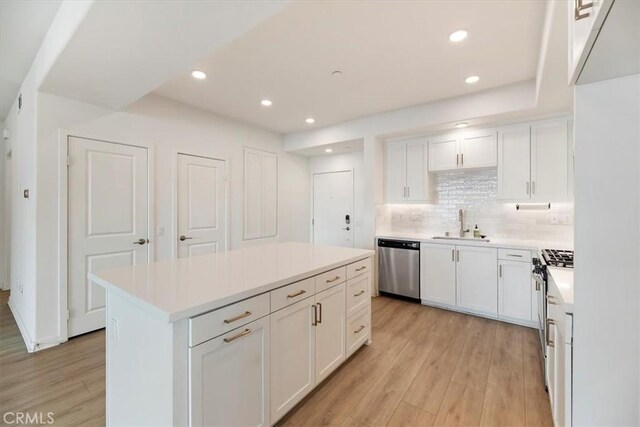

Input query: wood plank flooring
[0,290,552,426]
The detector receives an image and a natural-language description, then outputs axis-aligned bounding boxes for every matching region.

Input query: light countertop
[376,231,573,252]
[548,267,574,313]
[90,242,374,323]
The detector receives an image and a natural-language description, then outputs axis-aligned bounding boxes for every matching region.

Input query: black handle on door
[133,238,146,245]
[179,235,193,241]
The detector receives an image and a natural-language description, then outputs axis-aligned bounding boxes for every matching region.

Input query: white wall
[309,151,366,248]
[573,73,640,425]
[30,92,309,346]
[0,119,5,290]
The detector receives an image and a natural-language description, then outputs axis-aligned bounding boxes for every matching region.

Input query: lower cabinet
[270,296,317,423]
[420,243,456,306]
[498,259,532,322]
[315,284,346,383]
[456,246,498,315]
[189,316,270,427]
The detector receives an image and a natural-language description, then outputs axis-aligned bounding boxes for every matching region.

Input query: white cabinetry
[189,316,270,427]
[428,129,497,172]
[420,243,456,306]
[384,137,432,202]
[315,283,346,383]
[456,246,498,316]
[270,297,316,422]
[244,147,278,240]
[498,119,569,201]
[498,260,532,323]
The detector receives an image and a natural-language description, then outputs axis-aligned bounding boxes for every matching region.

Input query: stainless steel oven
[532,257,548,387]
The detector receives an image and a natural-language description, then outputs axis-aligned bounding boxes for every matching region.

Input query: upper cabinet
[244,148,278,240]
[428,128,497,172]
[498,119,569,202]
[384,137,433,203]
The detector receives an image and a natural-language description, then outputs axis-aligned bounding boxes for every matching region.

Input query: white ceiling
[0,0,62,120]
[155,0,546,134]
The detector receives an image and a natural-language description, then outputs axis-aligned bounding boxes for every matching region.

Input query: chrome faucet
[458,209,470,238]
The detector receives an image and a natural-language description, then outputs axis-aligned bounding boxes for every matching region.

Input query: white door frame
[171,150,230,259]
[310,169,355,247]
[58,130,155,343]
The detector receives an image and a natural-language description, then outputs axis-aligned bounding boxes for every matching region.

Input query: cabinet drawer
[346,274,371,317]
[498,248,532,262]
[346,306,370,357]
[189,293,270,347]
[270,277,315,313]
[347,258,371,279]
[315,266,347,293]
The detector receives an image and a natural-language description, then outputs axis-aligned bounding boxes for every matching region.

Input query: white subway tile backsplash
[377,169,573,242]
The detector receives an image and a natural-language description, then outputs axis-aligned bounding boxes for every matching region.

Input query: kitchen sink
[432,236,491,242]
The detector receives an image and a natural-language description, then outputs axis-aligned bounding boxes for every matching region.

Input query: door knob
[133,238,146,245]
[179,235,193,241]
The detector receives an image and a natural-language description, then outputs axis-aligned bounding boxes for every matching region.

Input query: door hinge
[66,156,71,167]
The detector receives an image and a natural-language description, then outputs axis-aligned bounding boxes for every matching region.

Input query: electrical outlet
[562,214,572,225]
[550,214,560,225]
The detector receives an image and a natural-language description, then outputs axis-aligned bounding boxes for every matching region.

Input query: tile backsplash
[377,169,574,242]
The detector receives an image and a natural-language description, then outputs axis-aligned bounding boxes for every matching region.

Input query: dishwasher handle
[377,239,420,250]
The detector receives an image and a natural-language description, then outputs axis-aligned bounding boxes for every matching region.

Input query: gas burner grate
[542,249,574,268]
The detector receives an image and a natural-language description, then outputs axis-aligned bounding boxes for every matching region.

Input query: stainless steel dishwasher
[377,239,420,299]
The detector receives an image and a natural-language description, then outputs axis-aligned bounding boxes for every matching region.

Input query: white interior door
[177,154,227,258]
[68,137,149,337]
[312,171,353,247]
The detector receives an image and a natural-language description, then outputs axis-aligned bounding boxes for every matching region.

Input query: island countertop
[90,241,374,323]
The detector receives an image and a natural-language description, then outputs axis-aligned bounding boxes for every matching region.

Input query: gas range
[541,248,574,268]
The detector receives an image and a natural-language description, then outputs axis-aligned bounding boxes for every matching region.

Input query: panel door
[531,120,568,201]
[498,260,532,321]
[244,148,278,240]
[312,171,353,247]
[420,243,456,306]
[261,152,278,237]
[270,296,316,424]
[177,154,227,258]
[428,134,458,172]
[189,316,270,427]
[497,126,532,200]
[459,128,497,169]
[68,137,149,337]
[315,283,346,383]
[385,141,407,202]
[405,137,431,201]
[456,246,498,315]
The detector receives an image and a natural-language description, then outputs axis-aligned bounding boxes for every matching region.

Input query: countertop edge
[91,251,375,323]
[375,234,572,252]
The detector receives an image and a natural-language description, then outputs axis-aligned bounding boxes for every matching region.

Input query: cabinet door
[420,243,456,306]
[405,138,431,201]
[456,246,498,315]
[315,283,346,383]
[385,141,407,202]
[189,316,270,427]
[270,297,316,424]
[459,129,497,169]
[498,260,532,322]
[531,121,568,201]
[497,126,531,200]
[552,307,566,427]
[428,134,459,172]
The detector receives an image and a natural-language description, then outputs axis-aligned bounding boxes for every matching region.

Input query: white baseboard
[8,298,36,352]
[420,299,537,329]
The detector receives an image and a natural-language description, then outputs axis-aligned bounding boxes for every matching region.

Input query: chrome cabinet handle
[179,235,193,241]
[223,328,252,343]
[326,276,341,283]
[312,304,318,326]
[354,325,365,334]
[456,154,459,166]
[461,153,464,166]
[532,181,536,195]
[407,187,410,198]
[452,249,455,262]
[546,319,556,347]
[546,295,557,305]
[354,290,365,297]
[287,289,306,299]
[355,266,367,272]
[317,302,322,324]
[133,238,147,245]
[499,265,503,278]
[224,311,252,324]
[456,250,460,262]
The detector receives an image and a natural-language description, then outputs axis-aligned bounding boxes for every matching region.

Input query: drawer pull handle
[223,328,252,343]
[355,266,367,272]
[546,295,557,305]
[508,254,523,258]
[224,311,252,324]
[546,319,556,347]
[354,325,366,334]
[287,289,306,299]
[326,276,341,283]
[317,302,322,324]
[354,290,366,297]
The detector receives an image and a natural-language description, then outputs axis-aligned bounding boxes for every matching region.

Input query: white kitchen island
[90,242,374,427]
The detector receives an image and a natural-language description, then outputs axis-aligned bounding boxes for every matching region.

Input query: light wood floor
[0,291,551,426]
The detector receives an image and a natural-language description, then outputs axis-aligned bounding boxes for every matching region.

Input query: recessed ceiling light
[455,122,469,129]
[449,30,468,42]
[332,70,343,77]
[325,148,333,153]
[191,70,207,80]
[306,117,315,124]
[261,99,272,107]
[465,75,480,84]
